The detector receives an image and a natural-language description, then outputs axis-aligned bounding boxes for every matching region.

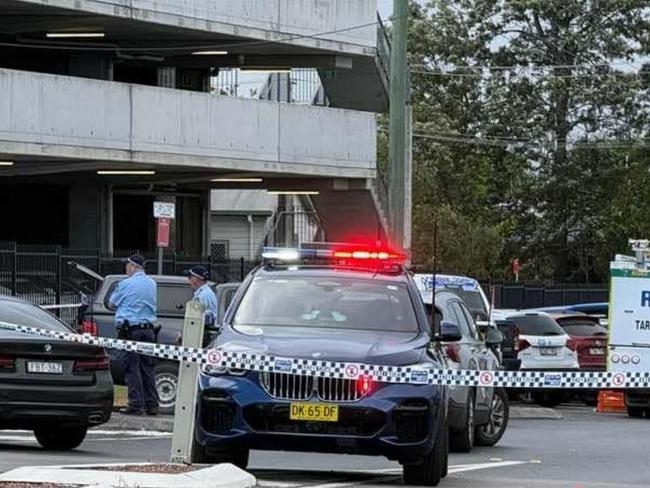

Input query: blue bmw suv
[193,245,458,486]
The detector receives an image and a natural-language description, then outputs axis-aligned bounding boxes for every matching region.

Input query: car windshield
[439,287,487,317]
[232,275,419,333]
[0,300,71,333]
[556,318,607,337]
[506,314,565,336]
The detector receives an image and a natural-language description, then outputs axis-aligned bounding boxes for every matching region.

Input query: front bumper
[0,372,113,429]
[195,372,445,462]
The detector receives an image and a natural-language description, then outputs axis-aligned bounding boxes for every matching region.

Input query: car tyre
[155,362,179,415]
[34,426,87,450]
[475,387,509,446]
[403,416,447,486]
[627,406,644,418]
[450,392,474,453]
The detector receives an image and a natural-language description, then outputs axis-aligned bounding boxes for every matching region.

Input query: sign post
[153,202,175,275]
[512,258,520,282]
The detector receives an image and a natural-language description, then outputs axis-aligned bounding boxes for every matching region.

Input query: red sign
[156,217,171,247]
[512,258,520,274]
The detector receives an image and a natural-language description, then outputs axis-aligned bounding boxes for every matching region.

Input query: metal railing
[264,210,325,247]
[0,242,260,324]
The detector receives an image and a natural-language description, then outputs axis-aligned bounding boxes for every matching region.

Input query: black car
[79,274,239,413]
[195,244,457,486]
[0,296,113,450]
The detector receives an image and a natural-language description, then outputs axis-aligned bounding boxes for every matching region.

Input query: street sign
[156,217,171,248]
[153,201,176,219]
[608,264,650,373]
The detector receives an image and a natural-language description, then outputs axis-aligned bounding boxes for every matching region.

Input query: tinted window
[158,285,193,315]
[556,318,607,337]
[507,315,565,336]
[448,302,471,337]
[0,300,70,332]
[439,286,487,316]
[233,276,418,333]
[458,302,480,340]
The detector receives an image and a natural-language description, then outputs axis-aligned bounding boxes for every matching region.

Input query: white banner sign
[153,201,176,219]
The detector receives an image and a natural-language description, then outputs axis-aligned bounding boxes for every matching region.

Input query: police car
[194,244,458,486]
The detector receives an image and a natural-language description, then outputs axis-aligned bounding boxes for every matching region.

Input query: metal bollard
[170,300,205,464]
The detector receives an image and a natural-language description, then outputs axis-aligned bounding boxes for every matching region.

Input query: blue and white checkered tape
[1,320,647,389]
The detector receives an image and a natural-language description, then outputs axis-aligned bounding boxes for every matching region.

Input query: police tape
[1,320,648,389]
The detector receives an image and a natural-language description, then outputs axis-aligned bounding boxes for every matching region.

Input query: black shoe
[121,406,145,416]
[145,407,159,416]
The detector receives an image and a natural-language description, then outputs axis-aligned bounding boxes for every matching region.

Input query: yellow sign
[290,402,339,422]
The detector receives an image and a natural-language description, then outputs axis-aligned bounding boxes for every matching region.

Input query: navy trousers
[124,328,158,410]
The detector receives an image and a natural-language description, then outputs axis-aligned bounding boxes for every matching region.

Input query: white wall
[211,214,269,259]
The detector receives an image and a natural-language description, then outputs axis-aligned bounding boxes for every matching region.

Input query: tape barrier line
[1,320,648,389]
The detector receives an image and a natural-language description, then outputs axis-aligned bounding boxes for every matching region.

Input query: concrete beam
[11,0,378,56]
[0,68,376,179]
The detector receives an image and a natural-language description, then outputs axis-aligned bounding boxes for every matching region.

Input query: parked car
[548,313,607,370]
[535,302,609,327]
[433,291,509,452]
[196,245,454,486]
[0,296,113,450]
[491,310,579,407]
[79,274,239,414]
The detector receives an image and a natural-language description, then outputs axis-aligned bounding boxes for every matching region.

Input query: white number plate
[539,347,559,356]
[27,361,63,374]
[589,348,605,355]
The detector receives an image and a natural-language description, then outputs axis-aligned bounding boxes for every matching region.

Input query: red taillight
[79,319,98,336]
[513,326,521,352]
[0,354,15,371]
[444,344,461,363]
[356,375,373,395]
[74,352,109,372]
[518,339,531,352]
[566,338,579,352]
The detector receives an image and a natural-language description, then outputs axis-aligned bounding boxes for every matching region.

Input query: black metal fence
[483,282,608,310]
[0,242,259,323]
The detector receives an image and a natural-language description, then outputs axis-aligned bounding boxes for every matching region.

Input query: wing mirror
[485,327,504,346]
[434,321,462,342]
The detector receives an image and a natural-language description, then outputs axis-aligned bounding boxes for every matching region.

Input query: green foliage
[399,0,650,281]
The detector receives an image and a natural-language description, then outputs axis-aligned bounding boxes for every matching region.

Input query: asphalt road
[0,406,648,487]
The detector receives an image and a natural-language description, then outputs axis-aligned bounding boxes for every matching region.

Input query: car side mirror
[486,327,504,345]
[434,321,462,342]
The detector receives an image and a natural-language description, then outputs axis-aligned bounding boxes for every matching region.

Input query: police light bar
[261,244,405,265]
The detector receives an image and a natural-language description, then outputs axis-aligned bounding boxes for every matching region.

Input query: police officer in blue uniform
[110,254,159,416]
[184,266,218,328]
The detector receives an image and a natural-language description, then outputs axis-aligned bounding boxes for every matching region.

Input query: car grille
[260,372,365,402]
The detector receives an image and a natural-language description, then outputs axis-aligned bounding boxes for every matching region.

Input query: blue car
[193,245,457,486]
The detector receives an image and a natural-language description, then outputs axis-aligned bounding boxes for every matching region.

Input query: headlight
[201,364,248,376]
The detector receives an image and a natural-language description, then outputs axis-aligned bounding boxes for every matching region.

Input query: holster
[116,322,131,340]
[153,324,162,343]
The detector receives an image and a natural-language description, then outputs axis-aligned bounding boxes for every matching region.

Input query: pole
[388,0,409,247]
[158,247,163,275]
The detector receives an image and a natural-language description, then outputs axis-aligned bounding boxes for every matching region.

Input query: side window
[449,301,471,338]
[102,281,120,310]
[158,285,194,315]
[458,302,480,340]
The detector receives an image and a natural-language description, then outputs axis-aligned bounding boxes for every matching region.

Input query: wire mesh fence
[0,242,260,324]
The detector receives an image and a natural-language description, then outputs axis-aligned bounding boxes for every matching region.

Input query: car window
[556,318,608,337]
[438,286,487,316]
[0,300,71,332]
[448,301,471,337]
[232,276,419,333]
[224,289,237,310]
[506,314,565,336]
[158,285,194,315]
[458,302,480,340]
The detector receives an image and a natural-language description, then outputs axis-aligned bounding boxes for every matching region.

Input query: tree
[399,0,650,281]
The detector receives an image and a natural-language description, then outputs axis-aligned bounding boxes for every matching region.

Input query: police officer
[109,254,159,416]
[184,266,218,328]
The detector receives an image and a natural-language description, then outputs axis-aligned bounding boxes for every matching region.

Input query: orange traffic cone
[596,390,625,413]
